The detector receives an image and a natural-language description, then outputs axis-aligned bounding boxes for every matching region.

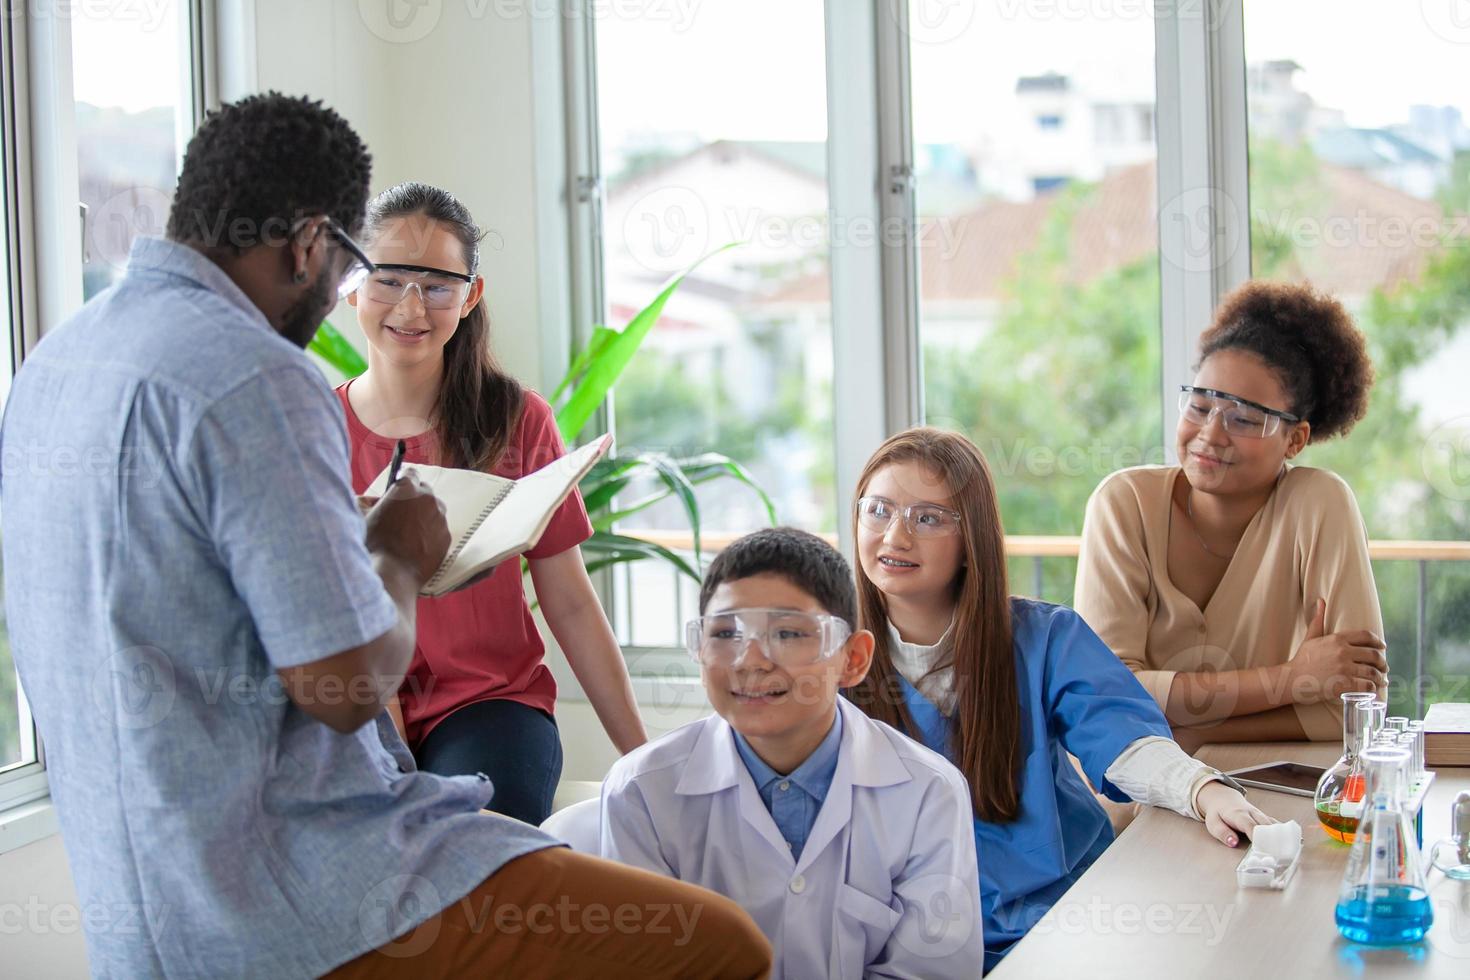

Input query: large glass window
[913,6,1161,602]
[74,1,191,300]
[1245,4,1470,714]
[573,2,1469,680]
[593,1,834,648]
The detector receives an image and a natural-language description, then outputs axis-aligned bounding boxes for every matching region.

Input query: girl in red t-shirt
[337,181,647,823]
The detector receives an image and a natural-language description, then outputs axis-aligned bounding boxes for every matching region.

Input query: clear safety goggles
[684,607,852,669]
[358,263,475,310]
[1178,386,1301,439]
[856,495,962,538]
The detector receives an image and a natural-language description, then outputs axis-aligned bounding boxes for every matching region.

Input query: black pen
[386,439,407,488]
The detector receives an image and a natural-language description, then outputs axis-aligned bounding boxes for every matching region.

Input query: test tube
[1400,729,1425,780]
[1386,716,1409,734]
[1400,730,1425,846]
[1354,699,1378,750]
[1366,700,1387,740]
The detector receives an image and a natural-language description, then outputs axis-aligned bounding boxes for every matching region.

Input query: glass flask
[1335,746,1434,945]
[1428,792,1470,881]
[1315,693,1377,843]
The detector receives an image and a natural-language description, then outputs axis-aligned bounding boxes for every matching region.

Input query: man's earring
[293,270,307,283]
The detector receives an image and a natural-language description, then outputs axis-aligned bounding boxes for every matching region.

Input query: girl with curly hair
[1075,280,1386,749]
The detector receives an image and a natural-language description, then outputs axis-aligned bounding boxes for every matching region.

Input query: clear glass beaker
[1334,746,1434,945]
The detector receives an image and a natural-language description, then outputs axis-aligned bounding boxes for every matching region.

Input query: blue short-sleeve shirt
[0,237,554,979]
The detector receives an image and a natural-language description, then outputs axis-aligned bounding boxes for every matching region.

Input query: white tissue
[1251,820,1302,862]
[1236,819,1304,889]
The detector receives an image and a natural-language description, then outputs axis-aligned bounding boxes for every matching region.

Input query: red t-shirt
[335,380,593,747]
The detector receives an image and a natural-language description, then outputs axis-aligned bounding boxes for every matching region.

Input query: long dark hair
[846,427,1024,823]
[363,182,522,471]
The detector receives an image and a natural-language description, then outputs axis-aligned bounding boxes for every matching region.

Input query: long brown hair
[363,182,523,470]
[846,427,1023,823]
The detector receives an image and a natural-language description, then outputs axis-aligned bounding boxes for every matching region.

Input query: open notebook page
[362,464,514,568]
[364,434,612,596]
[434,439,610,592]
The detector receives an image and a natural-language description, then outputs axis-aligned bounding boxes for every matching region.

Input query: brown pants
[326,846,772,979]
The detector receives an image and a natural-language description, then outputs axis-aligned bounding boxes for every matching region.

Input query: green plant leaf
[554,242,740,443]
[580,531,701,581]
[549,325,619,406]
[677,453,778,526]
[600,491,678,526]
[612,452,702,563]
[578,456,656,514]
[308,320,367,378]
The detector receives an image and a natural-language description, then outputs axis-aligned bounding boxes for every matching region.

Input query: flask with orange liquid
[1314,694,1382,843]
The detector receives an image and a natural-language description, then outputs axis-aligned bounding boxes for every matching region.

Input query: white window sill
[0,796,58,856]
[558,670,707,707]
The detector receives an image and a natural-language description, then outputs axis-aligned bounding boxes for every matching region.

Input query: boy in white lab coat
[600,528,983,979]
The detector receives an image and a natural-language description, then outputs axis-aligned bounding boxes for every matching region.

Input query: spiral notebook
[364,433,612,597]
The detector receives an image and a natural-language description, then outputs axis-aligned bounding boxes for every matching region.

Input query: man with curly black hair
[166,91,376,346]
[1,92,769,978]
[1077,280,1387,752]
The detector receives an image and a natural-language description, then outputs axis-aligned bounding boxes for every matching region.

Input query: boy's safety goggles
[684,608,852,668]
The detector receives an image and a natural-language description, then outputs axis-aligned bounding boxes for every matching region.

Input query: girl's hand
[1196,782,1274,847]
[1287,599,1387,704]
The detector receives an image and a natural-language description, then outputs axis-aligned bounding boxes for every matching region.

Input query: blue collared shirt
[0,237,555,979]
[733,708,843,860]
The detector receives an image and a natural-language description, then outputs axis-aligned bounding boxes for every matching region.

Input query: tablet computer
[1224,761,1326,798]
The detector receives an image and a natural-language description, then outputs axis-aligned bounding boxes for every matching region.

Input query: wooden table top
[991,743,1470,978]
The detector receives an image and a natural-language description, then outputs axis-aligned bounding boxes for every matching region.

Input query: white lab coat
[599,697,983,979]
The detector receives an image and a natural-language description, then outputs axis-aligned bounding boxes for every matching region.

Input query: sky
[70,0,185,114]
[592,0,1470,145]
[69,1,1470,141]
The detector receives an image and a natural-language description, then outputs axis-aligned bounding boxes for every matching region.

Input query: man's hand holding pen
[363,441,451,589]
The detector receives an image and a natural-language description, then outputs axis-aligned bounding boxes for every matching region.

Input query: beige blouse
[1074,464,1384,741]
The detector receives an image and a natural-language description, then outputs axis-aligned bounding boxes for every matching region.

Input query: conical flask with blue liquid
[1334,745,1434,945]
